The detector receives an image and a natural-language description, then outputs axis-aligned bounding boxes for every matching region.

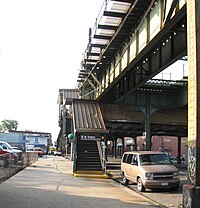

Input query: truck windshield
[140,154,171,165]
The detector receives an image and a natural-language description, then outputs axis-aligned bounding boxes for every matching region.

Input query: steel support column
[62,105,67,156]
[177,136,181,164]
[145,94,151,151]
[104,134,108,161]
[113,139,117,158]
[133,137,137,151]
[140,94,153,151]
[122,137,125,156]
[183,1,200,207]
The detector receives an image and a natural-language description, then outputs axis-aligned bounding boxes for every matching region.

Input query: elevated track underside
[77,0,188,139]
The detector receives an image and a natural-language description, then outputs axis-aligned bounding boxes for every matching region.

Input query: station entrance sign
[80,135,101,141]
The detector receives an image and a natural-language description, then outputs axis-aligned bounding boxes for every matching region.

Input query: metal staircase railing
[97,140,106,173]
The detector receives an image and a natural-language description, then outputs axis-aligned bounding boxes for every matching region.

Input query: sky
[0,0,103,142]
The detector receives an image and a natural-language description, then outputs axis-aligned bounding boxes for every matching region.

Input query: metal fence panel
[0,152,38,183]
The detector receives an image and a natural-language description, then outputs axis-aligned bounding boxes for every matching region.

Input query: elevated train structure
[78,0,187,147]
[58,0,188,172]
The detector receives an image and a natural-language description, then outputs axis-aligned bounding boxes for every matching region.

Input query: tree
[0,119,19,132]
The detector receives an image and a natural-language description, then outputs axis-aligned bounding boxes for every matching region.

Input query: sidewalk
[0,156,161,208]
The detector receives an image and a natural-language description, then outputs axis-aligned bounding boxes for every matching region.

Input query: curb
[73,171,109,179]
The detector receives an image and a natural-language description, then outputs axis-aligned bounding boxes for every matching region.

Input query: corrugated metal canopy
[64,89,80,105]
[72,99,109,134]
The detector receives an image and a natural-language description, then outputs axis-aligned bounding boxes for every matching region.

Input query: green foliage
[0,119,19,132]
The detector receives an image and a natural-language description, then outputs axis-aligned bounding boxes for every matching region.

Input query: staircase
[76,139,102,171]
[106,157,121,179]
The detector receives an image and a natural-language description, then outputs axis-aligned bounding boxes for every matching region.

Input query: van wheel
[137,177,145,192]
[122,173,129,186]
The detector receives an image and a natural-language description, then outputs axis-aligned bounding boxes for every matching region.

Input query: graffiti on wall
[188,145,196,185]
[183,187,192,208]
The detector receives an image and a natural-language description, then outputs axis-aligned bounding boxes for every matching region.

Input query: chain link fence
[0,152,38,183]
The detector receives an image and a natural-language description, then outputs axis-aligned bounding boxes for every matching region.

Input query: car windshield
[0,142,13,150]
[140,154,171,165]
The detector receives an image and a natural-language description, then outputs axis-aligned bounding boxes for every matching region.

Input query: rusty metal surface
[72,99,108,134]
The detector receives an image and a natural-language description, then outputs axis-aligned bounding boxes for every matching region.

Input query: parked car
[53,150,62,156]
[0,146,9,167]
[0,141,22,156]
[26,147,34,152]
[12,146,20,150]
[121,151,180,192]
[0,145,9,155]
[33,147,44,157]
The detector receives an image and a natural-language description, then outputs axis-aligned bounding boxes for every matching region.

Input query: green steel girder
[98,5,187,105]
[120,87,187,109]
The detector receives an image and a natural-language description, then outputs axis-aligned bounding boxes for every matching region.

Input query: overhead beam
[90,43,107,48]
[80,69,90,73]
[84,59,98,62]
[109,0,133,3]
[87,52,100,56]
[94,34,112,40]
[82,63,95,67]
[103,11,125,18]
[79,72,89,76]
[98,24,118,30]
[77,79,84,82]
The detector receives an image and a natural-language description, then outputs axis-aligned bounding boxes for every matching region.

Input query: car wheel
[122,172,129,186]
[137,177,145,192]
[171,185,179,191]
